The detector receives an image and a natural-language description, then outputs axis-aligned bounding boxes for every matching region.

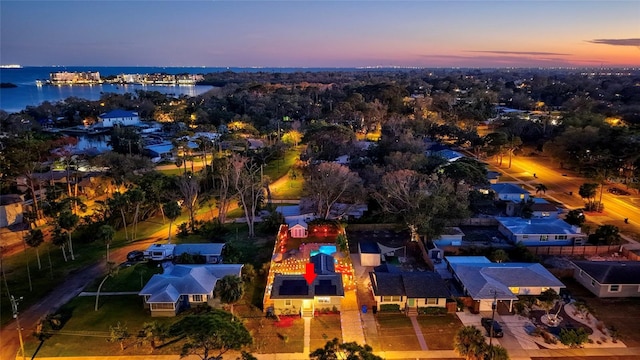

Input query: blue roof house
[491,183,530,202]
[496,217,585,246]
[139,263,243,317]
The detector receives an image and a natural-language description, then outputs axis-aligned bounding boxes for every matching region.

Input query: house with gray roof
[139,263,243,317]
[496,217,585,246]
[446,256,565,313]
[268,253,344,317]
[491,183,530,202]
[369,271,450,315]
[571,261,640,298]
[174,243,225,264]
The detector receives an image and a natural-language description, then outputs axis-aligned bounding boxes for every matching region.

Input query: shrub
[559,328,589,348]
[418,307,447,315]
[541,330,558,344]
[379,304,401,312]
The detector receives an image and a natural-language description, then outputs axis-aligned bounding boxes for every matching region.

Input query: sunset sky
[1,0,639,68]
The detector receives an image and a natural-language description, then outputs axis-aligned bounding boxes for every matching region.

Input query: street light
[10,295,26,360]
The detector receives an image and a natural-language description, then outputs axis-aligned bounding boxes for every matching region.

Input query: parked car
[481,317,504,338]
[127,250,144,262]
[608,187,630,196]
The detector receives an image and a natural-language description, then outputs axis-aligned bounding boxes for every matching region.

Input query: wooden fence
[526,245,621,256]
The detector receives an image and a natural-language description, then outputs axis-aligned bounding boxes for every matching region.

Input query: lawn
[375,313,421,351]
[24,295,181,357]
[238,304,305,354]
[416,314,464,350]
[563,277,640,347]
[309,314,342,351]
[83,262,163,292]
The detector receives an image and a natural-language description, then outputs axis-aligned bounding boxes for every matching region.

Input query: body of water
[0,66,364,113]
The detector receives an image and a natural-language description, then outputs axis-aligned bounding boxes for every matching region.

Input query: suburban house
[529,198,561,218]
[268,253,344,317]
[487,171,501,184]
[496,217,585,246]
[571,260,640,298]
[139,263,243,317]
[491,183,530,202]
[96,109,140,128]
[446,256,565,313]
[369,271,450,315]
[174,243,225,264]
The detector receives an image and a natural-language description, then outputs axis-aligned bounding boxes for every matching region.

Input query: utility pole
[11,295,26,360]
[489,289,497,360]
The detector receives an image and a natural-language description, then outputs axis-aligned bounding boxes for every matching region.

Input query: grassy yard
[309,314,342,351]
[24,295,181,357]
[375,313,421,351]
[416,314,464,350]
[238,304,305,354]
[83,262,163,292]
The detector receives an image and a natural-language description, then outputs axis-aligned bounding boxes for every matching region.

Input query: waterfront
[0,66,217,113]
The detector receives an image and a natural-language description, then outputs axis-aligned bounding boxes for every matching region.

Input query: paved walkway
[409,315,428,350]
[303,317,311,355]
[339,289,366,344]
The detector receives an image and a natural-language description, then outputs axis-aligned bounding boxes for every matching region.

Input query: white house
[96,109,140,128]
[139,264,243,317]
[491,183,530,202]
[446,256,565,313]
[495,217,585,246]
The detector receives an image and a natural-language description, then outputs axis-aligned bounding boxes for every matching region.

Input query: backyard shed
[359,242,381,267]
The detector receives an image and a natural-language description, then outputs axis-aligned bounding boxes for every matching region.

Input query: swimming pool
[310,245,337,257]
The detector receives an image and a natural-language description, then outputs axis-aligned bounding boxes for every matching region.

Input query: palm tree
[57,209,79,261]
[25,228,44,270]
[97,224,116,264]
[454,325,487,360]
[535,183,548,195]
[217,274,244,316]
[52,227,68,262]
[162,201,181,243]
[127,188,145,240]
[109,192,130,241]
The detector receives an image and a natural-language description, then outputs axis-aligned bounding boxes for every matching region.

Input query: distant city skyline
[1,1,639,68]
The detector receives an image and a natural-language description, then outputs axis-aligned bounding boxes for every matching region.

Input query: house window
[426,298,438,305]
[542,212,550,217]
[381,296,401,302]
[522,235,529,239]
[555,235,567,240]
[520,194,525,200]
[591,280,596,287]
[317,297,331,304]
[540,287,550,293]
[609,285,621,292]
[509,287,520,294]
[192,295,203,302]
[540,235,549,241]
[285,300,292,306]
[151,303,174,310]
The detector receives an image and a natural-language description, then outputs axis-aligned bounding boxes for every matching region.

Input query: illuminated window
[509,287,520,294]
[381,296,402,302]
[192,295,203,302]
[426,298,439,305]
[540,235,549,241]
[285,300,292,306]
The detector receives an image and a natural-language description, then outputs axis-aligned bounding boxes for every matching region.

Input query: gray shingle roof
[139,264,242,303]
[369,271,450,298]
[572,261,640,285]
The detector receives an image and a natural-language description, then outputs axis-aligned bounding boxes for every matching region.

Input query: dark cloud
[466,50,571,56]
[587,38,640,47]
